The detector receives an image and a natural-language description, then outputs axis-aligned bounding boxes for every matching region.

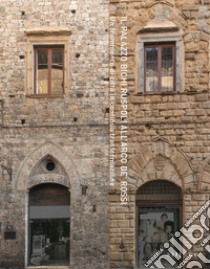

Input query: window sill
[138,91,177,96]
[26,94,65,98]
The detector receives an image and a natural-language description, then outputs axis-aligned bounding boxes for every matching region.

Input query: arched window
[28,183,70,266]
[136,180,182,268]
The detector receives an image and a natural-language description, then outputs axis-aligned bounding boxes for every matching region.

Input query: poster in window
[32,234,45,256]
[138,210,176,267]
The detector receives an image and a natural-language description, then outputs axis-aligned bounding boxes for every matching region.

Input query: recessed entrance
[136,180,182,268]
[28,183,70,266]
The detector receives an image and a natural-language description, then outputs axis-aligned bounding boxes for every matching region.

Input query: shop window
[34,46,64,95]
[144,43,175,92]
[28,183,70,266]
[136,180,182,268]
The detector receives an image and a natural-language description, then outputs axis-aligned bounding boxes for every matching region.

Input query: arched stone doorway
[28,183,70,266]
[136,180,182,268]
[14,142,81,267]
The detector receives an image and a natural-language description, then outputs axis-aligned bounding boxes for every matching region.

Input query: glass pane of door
[28,184,70,266]
[29,219,70,266]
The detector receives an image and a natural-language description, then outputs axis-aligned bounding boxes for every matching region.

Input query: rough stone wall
[109,0,210,268]
[0,0,109,268]
[2,0,210,268]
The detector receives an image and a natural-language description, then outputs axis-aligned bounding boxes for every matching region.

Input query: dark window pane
[29,184,70,266]
[161,46,173,91]
[29,183,70,206]
[145,47,158,92]
[38,49,48,65]
[52,49,63,65]
[29,219,70,266]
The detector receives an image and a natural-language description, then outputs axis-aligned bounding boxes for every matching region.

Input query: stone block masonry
[1,0,210,269]
[109,0,210,268]
[0,0,109,268]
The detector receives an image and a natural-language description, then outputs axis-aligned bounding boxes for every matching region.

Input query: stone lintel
[139,20,179,34]
[139,26,179,33]
[25,27,71,36]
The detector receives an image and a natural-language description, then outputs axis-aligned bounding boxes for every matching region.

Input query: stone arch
[200,156,210,191]
[146,1,174,8]
[134,1,188,33]
[128,138,195,191]
[14,141,81,192]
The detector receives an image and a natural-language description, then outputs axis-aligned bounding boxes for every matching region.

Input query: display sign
[138,207,180,268]
[4,231,16,240]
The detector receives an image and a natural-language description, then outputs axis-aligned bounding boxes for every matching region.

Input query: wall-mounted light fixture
[81,185,88,195]
[21,11,25,19]
[119,239,125,249]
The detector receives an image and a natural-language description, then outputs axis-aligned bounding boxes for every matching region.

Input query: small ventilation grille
[136,180,182,202]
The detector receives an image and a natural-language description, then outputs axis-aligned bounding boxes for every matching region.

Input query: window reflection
[36,49,48,94]
[161,47,173,91]
[30,219,69,266]
[145,47,158,92]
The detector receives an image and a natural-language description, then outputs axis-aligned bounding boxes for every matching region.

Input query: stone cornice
[25,27,71,36]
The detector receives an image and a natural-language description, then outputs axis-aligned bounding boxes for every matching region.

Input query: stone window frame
[137,29,184,94]
[25,27,71,97]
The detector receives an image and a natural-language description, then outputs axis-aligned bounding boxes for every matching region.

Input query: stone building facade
[0,0,109,268]
[1,0,210,269]
[109,0,210,268]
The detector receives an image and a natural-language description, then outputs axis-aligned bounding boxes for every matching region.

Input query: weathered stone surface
[109,0,210,268]
[2,0,210,269]
[0,0,109,268]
